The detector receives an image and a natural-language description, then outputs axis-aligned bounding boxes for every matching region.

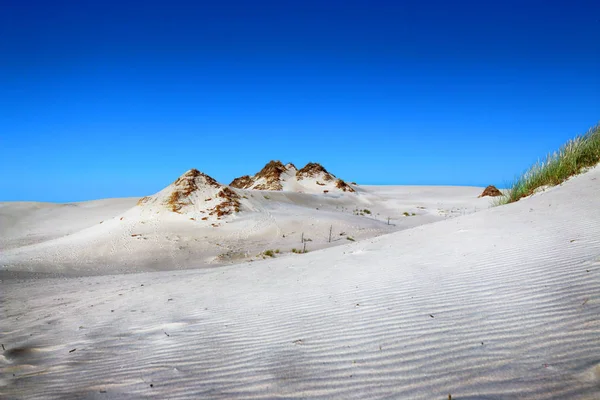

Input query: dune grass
[497,123,600,205]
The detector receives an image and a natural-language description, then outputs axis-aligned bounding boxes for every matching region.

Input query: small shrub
[346,236,355,241]
[363,209,371,214]
[263,249,275,257]
[403,212,410,216]
[264,195,271,200]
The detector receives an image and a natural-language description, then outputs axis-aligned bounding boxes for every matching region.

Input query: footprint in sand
[1,344,67,384]
[3,344,65,363]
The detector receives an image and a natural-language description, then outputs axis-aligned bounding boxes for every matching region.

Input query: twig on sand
[582,298,589,306]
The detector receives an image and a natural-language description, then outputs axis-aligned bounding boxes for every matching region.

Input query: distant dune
[230,160,355,194]
[0,163,491,276]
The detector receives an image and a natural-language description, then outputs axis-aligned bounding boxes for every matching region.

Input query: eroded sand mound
[478,185,502,197]
[138,169,241,221]
[231,160,355,194]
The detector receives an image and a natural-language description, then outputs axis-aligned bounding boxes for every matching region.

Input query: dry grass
[167,192,184,213]
[231,161,298,190]
[478,185,502,198]
[229,175,254,189]
[296,162,334,181]
[164,169,228,213]
[166,169,205,212]
[335,179,355,192]
[253,160,288,190]
[209,187,241,217]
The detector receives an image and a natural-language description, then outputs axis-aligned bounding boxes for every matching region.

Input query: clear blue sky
[1,0,599,202]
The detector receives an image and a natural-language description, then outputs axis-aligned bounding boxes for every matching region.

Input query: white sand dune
[0,198,139,251]
[0,172,491,276]
[1,166,599,399]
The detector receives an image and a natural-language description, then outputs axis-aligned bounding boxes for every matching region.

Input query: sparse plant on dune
[498,123,600,204]
[335,178,355,192]
[263,249,276,257]
[167,192,185,213]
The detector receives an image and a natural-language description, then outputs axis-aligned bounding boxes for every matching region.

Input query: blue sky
[1,0,599,202]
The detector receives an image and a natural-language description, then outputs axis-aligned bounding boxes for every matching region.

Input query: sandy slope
[0,185,490,276]
[0,199,139,251]
[1,166,599,399]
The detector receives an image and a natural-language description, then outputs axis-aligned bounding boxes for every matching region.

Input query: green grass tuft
[263,249,275,257]
[498,123,600,205]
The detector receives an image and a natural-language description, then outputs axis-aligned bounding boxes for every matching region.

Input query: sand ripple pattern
[2,167,600,399]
